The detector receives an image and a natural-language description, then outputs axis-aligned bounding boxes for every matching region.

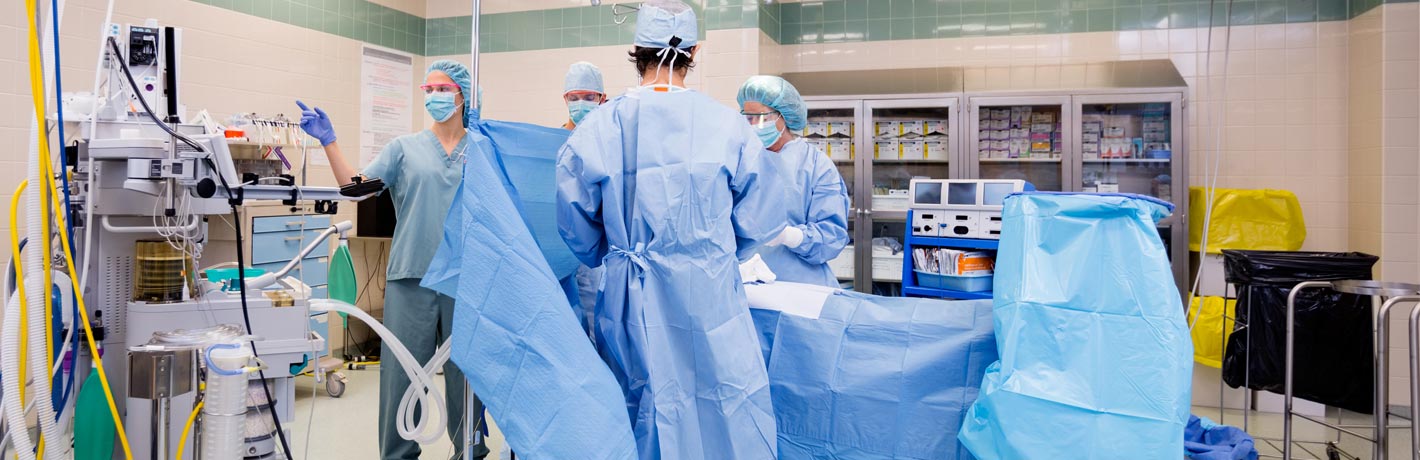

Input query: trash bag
[958,193,1192,459]
[751,293,996,460]
[1189,296,1237,368]
[1220,250,1378,414]
[1189,187,1307,254]
[1185,415,1258,460]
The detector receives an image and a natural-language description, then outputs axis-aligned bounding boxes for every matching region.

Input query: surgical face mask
[755,123,783,148]
[425,92,457,123]
[568,100,597,125]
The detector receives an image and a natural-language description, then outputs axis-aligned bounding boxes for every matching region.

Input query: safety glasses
[420,83,461,94]
[564,91,605,103]
[741,111,780,128]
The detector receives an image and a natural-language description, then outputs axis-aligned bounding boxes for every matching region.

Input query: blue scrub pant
[379,278,489,460]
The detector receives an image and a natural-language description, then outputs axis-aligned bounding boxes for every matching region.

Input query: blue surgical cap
[564,61,605,95]
[737,76,807,131]
[634,0,698,50]
[427,59,479,127]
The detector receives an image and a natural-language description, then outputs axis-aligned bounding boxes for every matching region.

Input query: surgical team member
[738,76,850,287]
[555,1,784,458]
[294,59,488,460]
[562,61,607,130]
[560,61,609,324]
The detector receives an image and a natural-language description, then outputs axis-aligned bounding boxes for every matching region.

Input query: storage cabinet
[791,64,1189,297]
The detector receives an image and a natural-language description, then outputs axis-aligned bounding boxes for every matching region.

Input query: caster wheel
[326,375,346,398]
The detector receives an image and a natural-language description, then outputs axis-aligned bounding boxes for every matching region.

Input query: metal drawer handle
[285,221,304,226]
[284,236,303,241]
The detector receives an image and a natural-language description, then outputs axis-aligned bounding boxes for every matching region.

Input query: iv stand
[463,1,483,459]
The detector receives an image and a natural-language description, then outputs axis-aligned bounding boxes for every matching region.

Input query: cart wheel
[326,374,346,398]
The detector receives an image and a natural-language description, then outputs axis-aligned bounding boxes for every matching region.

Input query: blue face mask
[755,123,783,148]
[426,92,458,123]
[568,101,598,125]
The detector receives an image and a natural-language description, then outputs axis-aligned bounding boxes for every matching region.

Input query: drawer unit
[250,229,333,265]
[252,215,332,234]
[253,258,328,287]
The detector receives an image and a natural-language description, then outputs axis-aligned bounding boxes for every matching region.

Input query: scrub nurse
[555,1,785,458]
[738,75,850,287]
[560,61,609,325]
[293,59,489,460]
[562,61,607,130]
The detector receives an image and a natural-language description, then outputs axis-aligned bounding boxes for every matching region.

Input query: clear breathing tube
[308,299,451,444]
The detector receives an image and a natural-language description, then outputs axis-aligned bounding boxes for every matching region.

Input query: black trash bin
[1220,250,1379,414]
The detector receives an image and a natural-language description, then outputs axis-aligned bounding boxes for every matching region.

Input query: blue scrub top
[362,129,467,280]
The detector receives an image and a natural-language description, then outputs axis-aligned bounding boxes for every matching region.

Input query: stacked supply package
[1141,103,1171,159]
[979,107,1061,159]
[803,120,855,161]
[876,119,950,160]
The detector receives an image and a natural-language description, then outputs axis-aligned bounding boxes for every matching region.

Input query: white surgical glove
[766,226,805,248]
[738,254,778,284]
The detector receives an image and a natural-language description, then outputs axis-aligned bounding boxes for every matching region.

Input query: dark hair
[628,46,696,76]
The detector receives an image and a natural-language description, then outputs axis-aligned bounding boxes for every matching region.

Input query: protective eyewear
[420,84,461,94]
[564,92,605,103]
[742,111,780,128]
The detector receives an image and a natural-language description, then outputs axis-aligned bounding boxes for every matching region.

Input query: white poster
[359,45,414,168]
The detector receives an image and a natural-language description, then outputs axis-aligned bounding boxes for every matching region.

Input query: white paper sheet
[358,45,414,168]
[744,282,838,320]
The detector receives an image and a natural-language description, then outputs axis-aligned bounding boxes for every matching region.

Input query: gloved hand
[738,254,778,284]
[765,226,805,249]
[295,100,337,146]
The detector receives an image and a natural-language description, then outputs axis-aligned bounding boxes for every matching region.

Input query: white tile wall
[426,0,616,18]
[773,22,1352,251]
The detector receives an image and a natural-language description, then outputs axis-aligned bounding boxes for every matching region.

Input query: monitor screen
[914,182,943,205]
[983,182,1016,206]
[948,182,977,205]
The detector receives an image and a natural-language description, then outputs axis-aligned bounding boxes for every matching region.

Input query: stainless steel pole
[1284,281,1333,460]
[463,2,481,457]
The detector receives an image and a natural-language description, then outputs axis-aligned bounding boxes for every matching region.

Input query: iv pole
[463,1,482,458]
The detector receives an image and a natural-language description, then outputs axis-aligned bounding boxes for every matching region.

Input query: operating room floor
[1192,405,1414,459]
[291,367,508,460]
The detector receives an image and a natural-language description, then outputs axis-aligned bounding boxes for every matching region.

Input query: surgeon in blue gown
[555,1,785,458]
[738,76,850,288]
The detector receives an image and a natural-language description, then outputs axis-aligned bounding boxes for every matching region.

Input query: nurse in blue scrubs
[738,75,851,288]
[295,59,488,460]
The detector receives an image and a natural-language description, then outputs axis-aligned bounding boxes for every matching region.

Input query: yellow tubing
[24,0,132,456]
[175,401,203,460]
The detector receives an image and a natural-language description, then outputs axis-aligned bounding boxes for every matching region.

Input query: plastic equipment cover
[1219,250,1378,414]
[958,193,1192,459]
[421,122,636,460]
[1189,187,1306,254]
[423,120,581,295]
[1184,415,1258,460]
[1189,296,1237,368]
[750,293,996,460]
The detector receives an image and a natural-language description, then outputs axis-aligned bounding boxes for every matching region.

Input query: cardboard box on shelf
[900,139,926,159]
[925,140,949,160]
[829,121,853,137]
[875,139,901,159]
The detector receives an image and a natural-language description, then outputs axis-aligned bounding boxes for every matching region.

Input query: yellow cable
[24,0,133,457]
[175,401,203,460]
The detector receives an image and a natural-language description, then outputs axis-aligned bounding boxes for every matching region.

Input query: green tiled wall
[193,0,425,55]
[195,0,1415,56]
[427,0,760,55]
[774,0,1363,45]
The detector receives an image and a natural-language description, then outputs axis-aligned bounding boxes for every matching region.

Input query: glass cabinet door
[803,101,861,290]
[967,96,1072,191]
[1071,93,1187,294]
[861,98,958,295]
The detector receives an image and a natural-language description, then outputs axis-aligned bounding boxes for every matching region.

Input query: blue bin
[915,271,993,292]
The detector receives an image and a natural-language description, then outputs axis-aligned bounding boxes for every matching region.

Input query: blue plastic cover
[423,120,581,295]
[421,124,637,460]
[1185,415,1258,460]
[958,193,1192,459]
[751,292,997,460]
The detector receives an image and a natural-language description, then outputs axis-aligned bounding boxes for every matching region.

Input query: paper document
[745,282,838,320]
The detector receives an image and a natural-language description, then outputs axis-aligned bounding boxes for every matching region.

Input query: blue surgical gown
[757,138,850,287]
[556,88,786,460]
